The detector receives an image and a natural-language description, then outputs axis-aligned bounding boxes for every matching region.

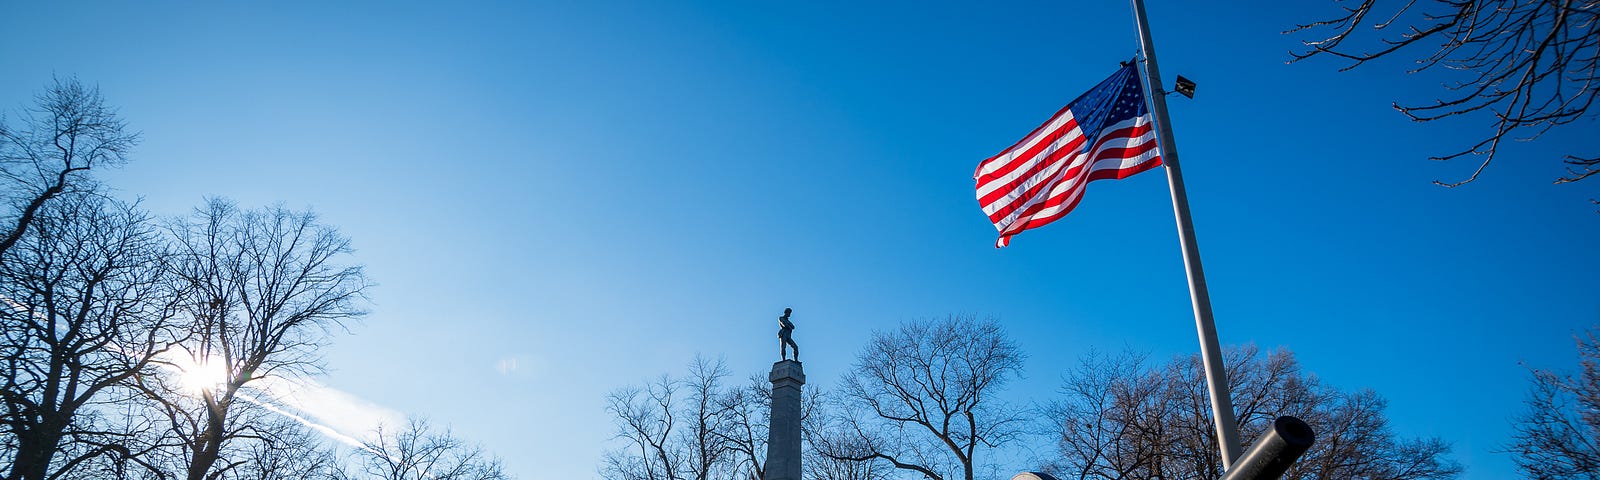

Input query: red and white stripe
[974,107,1162,247]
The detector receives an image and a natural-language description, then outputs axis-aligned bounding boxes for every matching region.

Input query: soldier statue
[778,308,799,361]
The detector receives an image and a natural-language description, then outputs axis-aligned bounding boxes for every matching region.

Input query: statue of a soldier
[778,308,798,361]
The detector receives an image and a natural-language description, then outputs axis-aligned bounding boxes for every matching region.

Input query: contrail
[150,350,406,449]
[235,391,375,451]
[237,388,446,480]
[245,374,407,444]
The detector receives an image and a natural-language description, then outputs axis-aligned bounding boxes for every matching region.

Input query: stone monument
[764,308,804,480]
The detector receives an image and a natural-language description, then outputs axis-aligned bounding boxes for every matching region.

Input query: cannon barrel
[1010,415,1313,480]
[1219,416,1316,480]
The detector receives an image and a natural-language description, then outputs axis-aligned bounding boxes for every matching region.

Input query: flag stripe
[974,106,1080,179]
[974,64,1162,248]
[975,114,1082,186]
[988,115,1157,227]
[988,151,1091,224]
[981,149,1083,219]
[975,128,1087,207]
[972,129,1088,208]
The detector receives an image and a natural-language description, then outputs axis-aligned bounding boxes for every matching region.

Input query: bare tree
[805,399,888,480]
[806,440,889,480]
[0,77,137,259]
[1507,327,1600,479]
[604,373,688,480]
[683,358,733,480]
[603,356,740,480]
[1043,350,1172,480]
[1045,345,1462,480]
[602,355,799,480]
[148,199,368,480]
[1287,0,1600,187]
[60,399,184,480]
[819,315,1027,480]
[231,418,339,480]
[717,377,770,480]
[0,192,179,480]
[337,418,507,480]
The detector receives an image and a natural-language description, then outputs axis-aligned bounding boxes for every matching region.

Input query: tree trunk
[5,419,68,480]
[186,392,229,480]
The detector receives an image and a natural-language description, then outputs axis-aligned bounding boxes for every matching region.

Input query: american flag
[974,64,1162,248]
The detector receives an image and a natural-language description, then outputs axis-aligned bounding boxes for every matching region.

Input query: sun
[172,354,229,396]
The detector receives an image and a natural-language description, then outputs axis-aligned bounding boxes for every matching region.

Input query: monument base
[764,359,805,480]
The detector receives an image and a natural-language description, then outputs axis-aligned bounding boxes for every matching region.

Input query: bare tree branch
[0,77,137,259]
[820,315,1024,480]
[1046,345,1462,480]
[151,199,369,480]
[1288,0,1599,188]
[0,192,179,480]
[342,418,509,480]
[1506,327,1600,478]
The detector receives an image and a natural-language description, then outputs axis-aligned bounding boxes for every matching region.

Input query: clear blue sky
[4,2,1597,479]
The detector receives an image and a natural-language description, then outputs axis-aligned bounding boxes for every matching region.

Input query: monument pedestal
[764,360,805,480]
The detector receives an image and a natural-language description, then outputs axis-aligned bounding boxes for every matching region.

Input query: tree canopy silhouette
[1507,327,1600,479]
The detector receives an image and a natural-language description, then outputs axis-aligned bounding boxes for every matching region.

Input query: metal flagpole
[1128,0,1244,469]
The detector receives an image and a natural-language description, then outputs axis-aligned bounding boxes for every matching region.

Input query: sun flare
[173,354,229,395]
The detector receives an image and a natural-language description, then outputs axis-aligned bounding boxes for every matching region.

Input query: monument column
[764,359,805,480]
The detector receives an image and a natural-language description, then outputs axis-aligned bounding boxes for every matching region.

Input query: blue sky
[4,1,1597,479]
